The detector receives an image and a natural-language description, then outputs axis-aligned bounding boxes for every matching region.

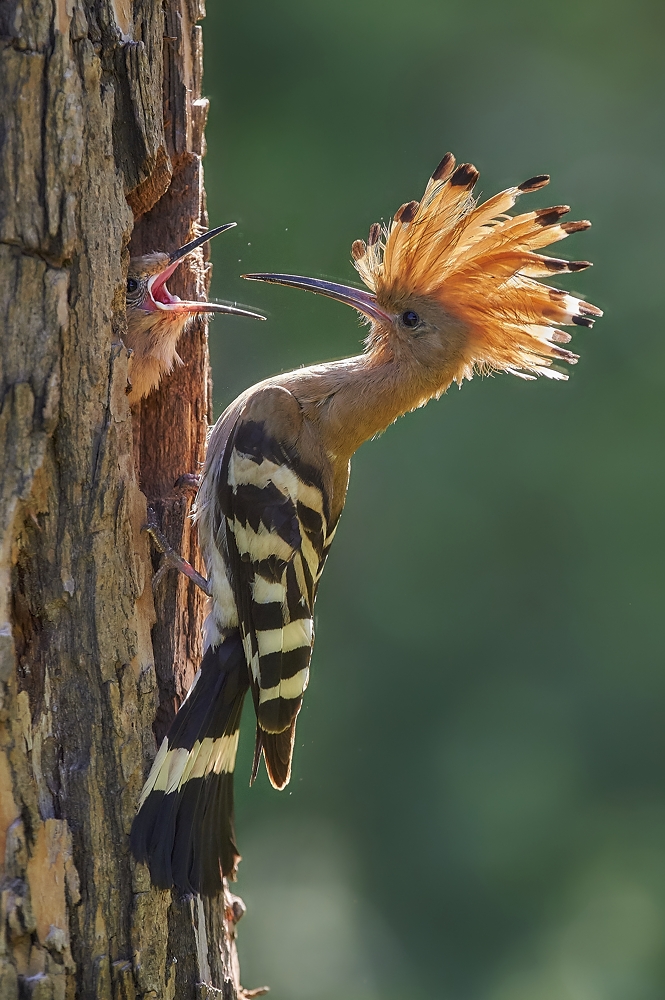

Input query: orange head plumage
[245,153,602,389]
[350,152,601,382]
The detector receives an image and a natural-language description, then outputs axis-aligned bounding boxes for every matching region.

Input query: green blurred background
[201,2,664,997]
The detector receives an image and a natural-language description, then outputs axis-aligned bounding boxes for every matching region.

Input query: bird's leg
[143,509,211,596]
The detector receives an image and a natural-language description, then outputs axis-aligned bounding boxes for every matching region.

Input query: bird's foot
[225,891,246,925]
[143,509,211,596]
[173,472,200,492]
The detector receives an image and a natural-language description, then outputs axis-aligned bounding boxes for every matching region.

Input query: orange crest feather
[353,154,602,382]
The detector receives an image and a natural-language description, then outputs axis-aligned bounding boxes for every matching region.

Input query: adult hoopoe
[125,224,265,403]
[130,153,601,895]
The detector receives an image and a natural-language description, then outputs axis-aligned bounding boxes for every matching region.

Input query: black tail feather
[250,726,263,786]
[130,632,249,896]
[261,719,297,790]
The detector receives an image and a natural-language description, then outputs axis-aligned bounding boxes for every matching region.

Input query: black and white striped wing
[218,387,331,788]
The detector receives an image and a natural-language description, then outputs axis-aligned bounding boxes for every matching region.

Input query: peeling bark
[0,2,243,996]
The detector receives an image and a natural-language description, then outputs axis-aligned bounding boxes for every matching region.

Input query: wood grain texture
[0,2,246,995]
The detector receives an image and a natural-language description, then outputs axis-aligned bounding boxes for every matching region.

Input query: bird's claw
[143,510,212,596]
[174,472,201,492]
[224,891,246,925]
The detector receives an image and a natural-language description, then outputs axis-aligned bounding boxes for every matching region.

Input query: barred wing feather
[217,387,331,789]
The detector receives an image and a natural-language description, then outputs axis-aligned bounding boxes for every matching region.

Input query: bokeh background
[201,3,665,998]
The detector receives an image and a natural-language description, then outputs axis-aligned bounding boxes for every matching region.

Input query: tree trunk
[0,2,245,996]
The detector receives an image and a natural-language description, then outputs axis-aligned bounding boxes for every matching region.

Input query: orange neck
[279,347,452,461]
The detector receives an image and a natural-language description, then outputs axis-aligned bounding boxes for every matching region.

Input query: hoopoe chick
[125,224,265,403]
[131,154,601,897]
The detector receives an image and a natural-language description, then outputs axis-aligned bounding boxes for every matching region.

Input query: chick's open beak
[242,273,392,325]
[148,224,265,320]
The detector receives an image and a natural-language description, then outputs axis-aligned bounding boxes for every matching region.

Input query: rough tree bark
[0,2,247,996]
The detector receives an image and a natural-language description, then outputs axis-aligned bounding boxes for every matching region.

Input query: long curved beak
[189,300,266,319]
[168,223,237,265]
[149,224,265,319]
[242,273,392,325]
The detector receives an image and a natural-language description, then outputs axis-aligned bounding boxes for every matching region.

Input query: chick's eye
[127,278,138,294]
[402,310,420,328]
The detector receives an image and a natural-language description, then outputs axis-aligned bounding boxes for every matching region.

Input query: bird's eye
[127,278,138,294]
[402,310,420,328]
